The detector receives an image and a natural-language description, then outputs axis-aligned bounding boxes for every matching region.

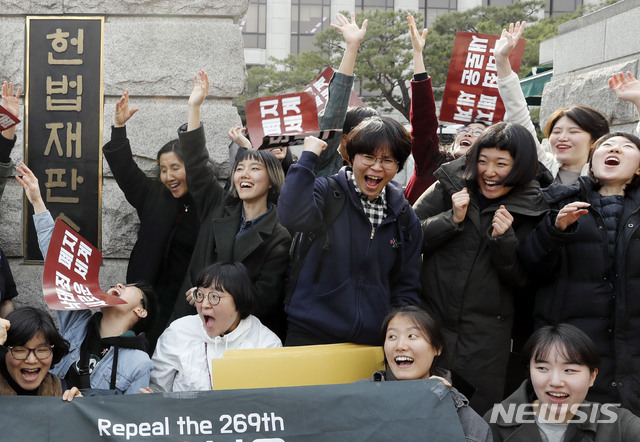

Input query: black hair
[343,106,379,135]
[128,282,157,335]
[589,132,640,190]
[4,307,70,365]
[463,122,538,189]
[156,139,184,162]
[380,305,446,374]
[544,105,609,144]
[522,324,600,373]
[346,116,413,171]
[229,148,285,205]
[194,262,256,319]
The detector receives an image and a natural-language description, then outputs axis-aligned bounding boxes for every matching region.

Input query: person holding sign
[278,118,422,346]
[175,71,291,341]
[0,307,81,401]
[413,122,548,415]
[16,162,157,395]
[149,262,281,392]
[496,22,610,185]
[403,14,488,205]
[370,306,492,442]
[102,89,199,354]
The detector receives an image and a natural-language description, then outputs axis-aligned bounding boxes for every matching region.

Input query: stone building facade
[0,1,248,310]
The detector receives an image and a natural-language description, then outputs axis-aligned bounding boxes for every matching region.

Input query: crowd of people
[2,13,640,439]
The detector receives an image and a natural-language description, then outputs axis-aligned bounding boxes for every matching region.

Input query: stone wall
[0,1,249,311]
[539,0,640,132]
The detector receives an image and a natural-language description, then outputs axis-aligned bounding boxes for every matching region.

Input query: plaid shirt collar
[348,170,387,229]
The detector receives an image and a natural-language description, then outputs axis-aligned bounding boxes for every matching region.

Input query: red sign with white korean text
[440,31,526,125]
[301,66,365,114]
[0,104,20,131]
[42,218,125,310]
[246,92,320,149]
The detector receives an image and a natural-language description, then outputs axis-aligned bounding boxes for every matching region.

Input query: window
[356,0,394,13]
[291,0,331,54]
[418,0,457,28]
[241,0,267,49]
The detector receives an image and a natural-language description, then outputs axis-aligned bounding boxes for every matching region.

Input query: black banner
[24,16,104,261]
[0,380,466,441]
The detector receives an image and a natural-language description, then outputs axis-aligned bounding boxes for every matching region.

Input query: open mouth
[203,314,215,329]
[604,156,620,166]
[555,144,572,150]
[21,368,41,382]
[108,287,123,297]
[483,179,500,189]
[239,181,253,189]
[364,175,382,190]
[460,139,472,147]
[394,356,414,368]
[546,392,569,402]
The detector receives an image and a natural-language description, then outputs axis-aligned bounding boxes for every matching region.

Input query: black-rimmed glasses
[358,154,398,171]
[193,289,223,306]
[8,345,54,360]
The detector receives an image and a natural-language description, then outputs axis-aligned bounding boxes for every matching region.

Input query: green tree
[237,0,614,120]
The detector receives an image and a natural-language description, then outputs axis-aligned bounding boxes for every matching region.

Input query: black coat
[520,177,640,415]
[103,126,199,350]
[174,125,291,338]
[413,156,548,415]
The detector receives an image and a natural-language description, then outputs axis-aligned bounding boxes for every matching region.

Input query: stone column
[0,1,249,310]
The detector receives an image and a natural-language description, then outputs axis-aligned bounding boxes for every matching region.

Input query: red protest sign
[246,92,320,149]
[301,66,365,114]
[0,104,20,131]
[440,31,525,125]
[42,218,126,310]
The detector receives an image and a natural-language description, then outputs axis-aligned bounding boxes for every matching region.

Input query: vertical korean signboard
[25,17,104,262]
[440,31,525,125]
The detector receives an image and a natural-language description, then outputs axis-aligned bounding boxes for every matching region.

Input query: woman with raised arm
[102,88,199,353]
[175,71,291,341]
[496,22,609,184]
[520,132,640,416]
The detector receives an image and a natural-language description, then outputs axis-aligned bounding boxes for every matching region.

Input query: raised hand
[407,13,427,54]
[491,205,514,238]
[555,201,590,232]
[62,387,83,402]
[451,188,470,225]
[1,81,21,118]
[303,135,328,157]
[0,318,9,345]
[228,126,253,149]
[114,89,139,127]
[494,21,526,79]
[330,12,367,47]
[609,71,640,105]
[15,161,46,214]
[188,70,210,108]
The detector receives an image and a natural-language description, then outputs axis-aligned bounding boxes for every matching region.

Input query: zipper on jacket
[370,226,375,239]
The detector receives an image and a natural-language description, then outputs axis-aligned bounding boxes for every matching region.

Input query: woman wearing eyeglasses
[148,262,281,392]
[0,307,80,400]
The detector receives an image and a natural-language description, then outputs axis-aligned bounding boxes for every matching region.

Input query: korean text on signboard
[440,31,525,125]
[25,17,104,262]
[245,92,319,149]
[42,218,125,310]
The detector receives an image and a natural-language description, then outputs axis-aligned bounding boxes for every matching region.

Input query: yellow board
[211,343,384,390]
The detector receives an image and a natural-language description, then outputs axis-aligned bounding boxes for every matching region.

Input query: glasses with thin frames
[193,289,223,306]
[457,127,484,137]
[8,345,54,360]
[358,154,398,171]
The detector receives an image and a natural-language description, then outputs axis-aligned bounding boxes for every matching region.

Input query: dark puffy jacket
[520,177,640,415]
[413,155,548,414]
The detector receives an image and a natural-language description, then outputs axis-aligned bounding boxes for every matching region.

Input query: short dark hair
[156,139,184,163]
[230,149,285,205]
[129,282,157,335]
[5,307,70,365]
[195,262,256,319]
[544,105,609,143]
[463,122,538,188]
[522,324,600,373]
[343,106,379,135]
[380,306,446,373]
[589,132,640,190]
[346,116,413,171]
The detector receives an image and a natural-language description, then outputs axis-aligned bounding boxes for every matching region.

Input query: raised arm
[187,70,210,131]
[315,13,366,177]
[609,71,640,137]
[408,13,427,75]
[113,89,139,128]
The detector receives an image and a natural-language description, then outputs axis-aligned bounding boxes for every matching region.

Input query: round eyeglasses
[457,127,484,137]
[8,345,54,360]
[358,154,398,171]
[193,289,223,306]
